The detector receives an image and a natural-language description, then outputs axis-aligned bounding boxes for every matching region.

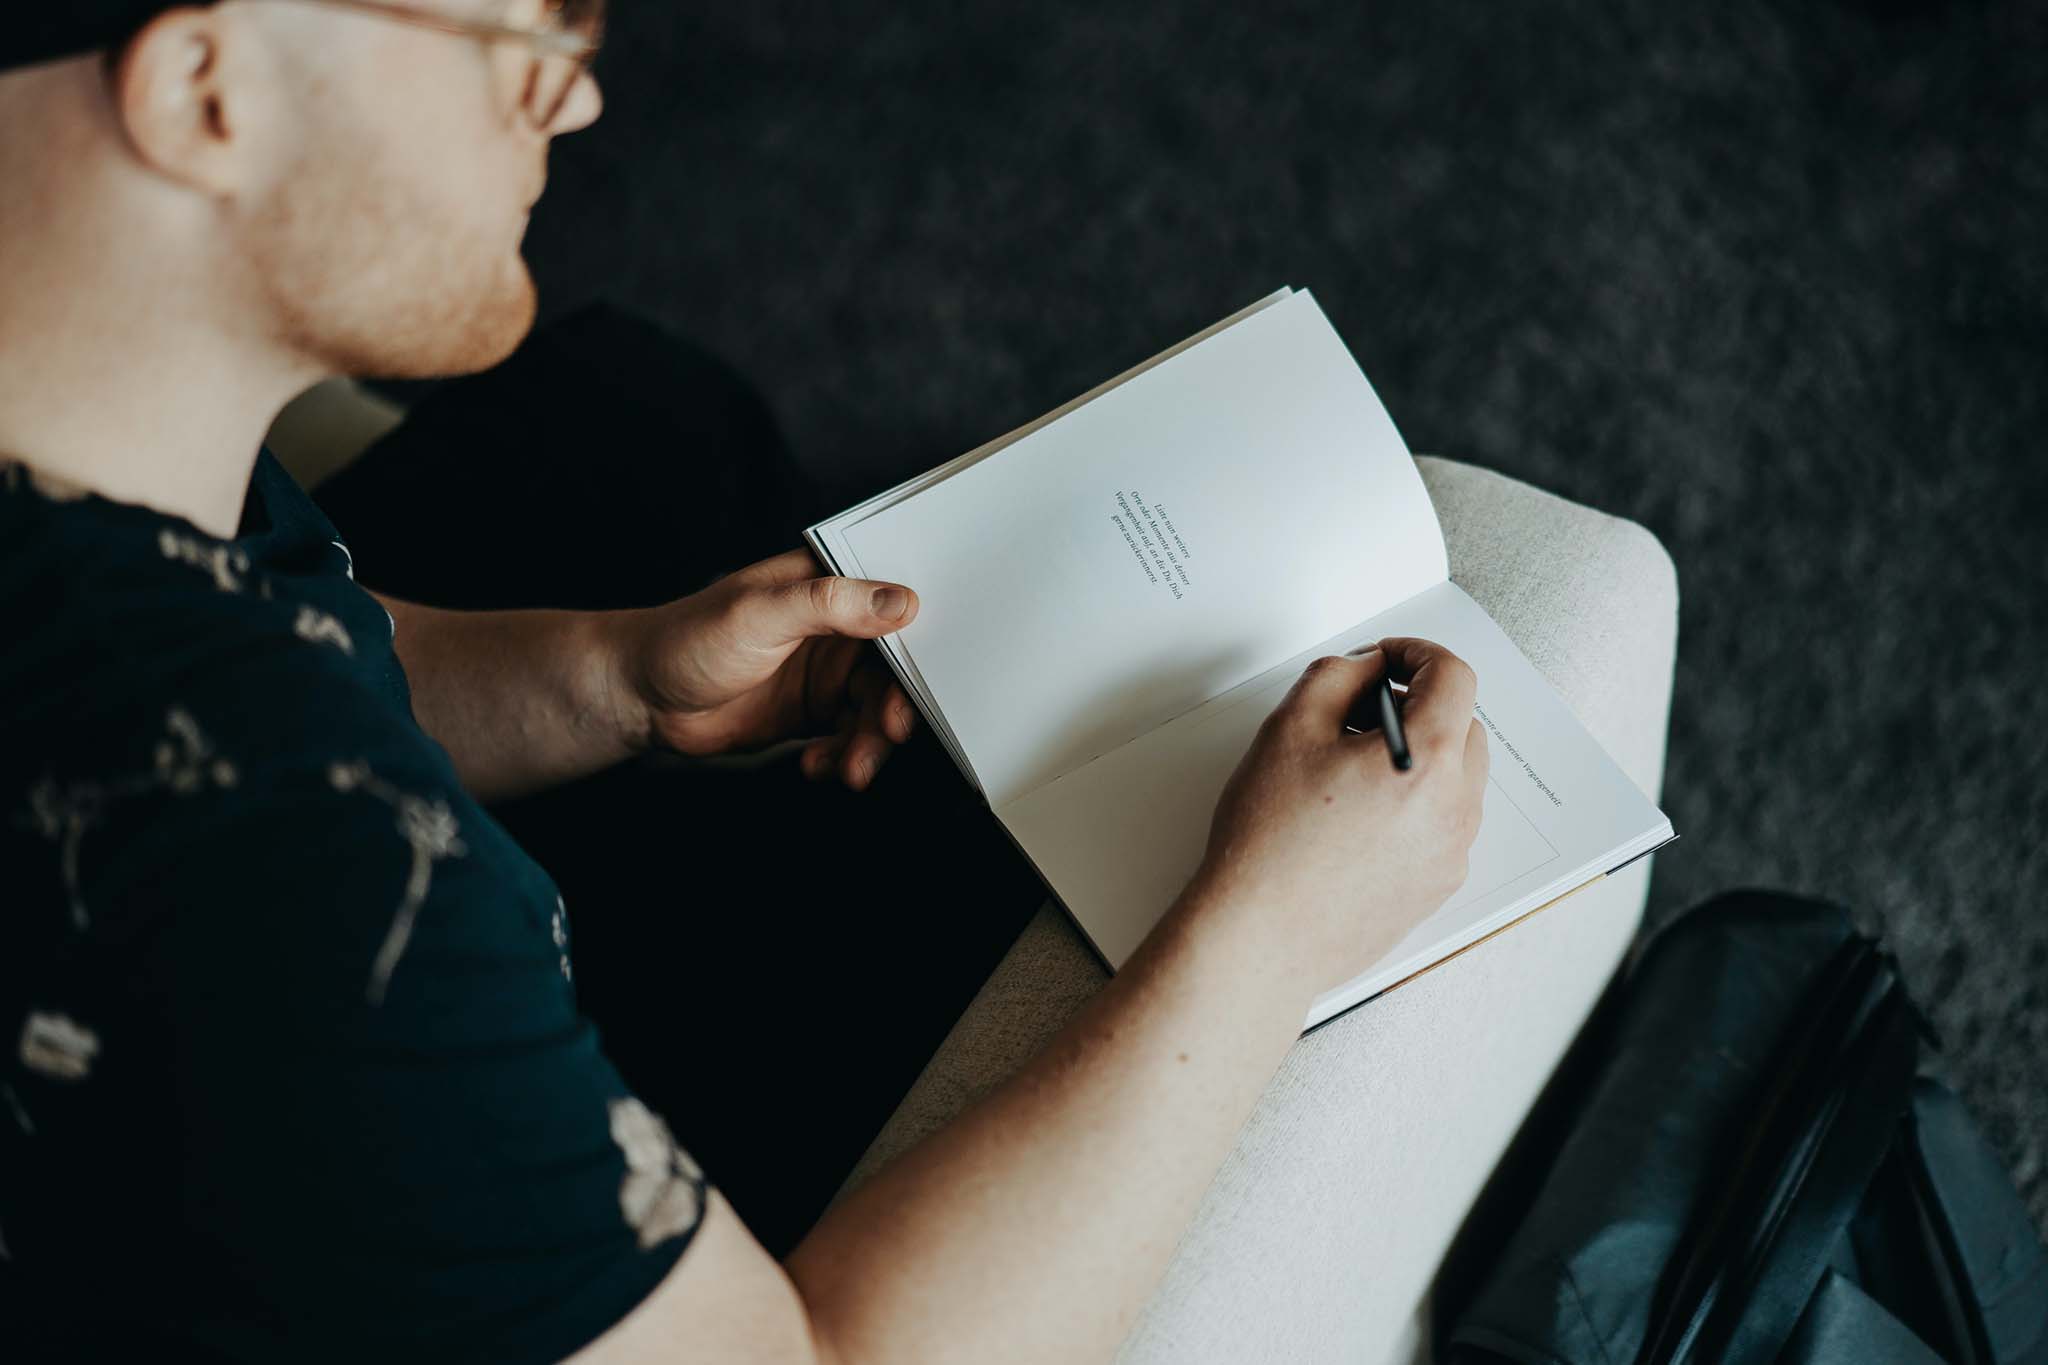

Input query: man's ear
[109,6,264,198]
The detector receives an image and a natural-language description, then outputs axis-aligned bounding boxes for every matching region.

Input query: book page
[994,580,1673,1031]
[806,289,1298,796]
[834,291,1449,809]
[814,289,1297,539]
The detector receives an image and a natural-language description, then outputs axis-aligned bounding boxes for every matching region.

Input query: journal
[807,288,1675,1031]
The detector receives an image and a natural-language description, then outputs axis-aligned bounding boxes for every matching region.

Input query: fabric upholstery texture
[830,454,1680,1363]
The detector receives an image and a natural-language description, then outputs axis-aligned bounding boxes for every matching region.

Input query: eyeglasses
[281,0,606,130]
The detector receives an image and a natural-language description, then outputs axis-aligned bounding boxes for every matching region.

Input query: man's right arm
[571,638,1488,1365]
[572,870,1320,1365]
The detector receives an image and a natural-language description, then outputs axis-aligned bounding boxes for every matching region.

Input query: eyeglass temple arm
[293,0,598,59]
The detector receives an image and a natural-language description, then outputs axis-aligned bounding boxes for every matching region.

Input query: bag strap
[1645,935,1922,1364]
[1900,1079,2048,1364]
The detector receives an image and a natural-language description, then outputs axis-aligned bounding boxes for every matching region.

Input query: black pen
[1376,676,1413,771]
[1341,668,1413,772]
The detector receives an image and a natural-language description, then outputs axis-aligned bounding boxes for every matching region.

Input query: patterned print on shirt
[18,1013,100,1083]
[292,605,355,656]
[609,1096,707,1251]
[326,761,468,1005]
[157,529,264,596]
[552,894,572,982]
[24,707,238,929]
[2,1083,34,1135]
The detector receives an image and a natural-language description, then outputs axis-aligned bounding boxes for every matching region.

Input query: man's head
[0,0,603,380]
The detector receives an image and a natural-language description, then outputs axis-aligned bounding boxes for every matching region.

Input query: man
[0,3,1487,1361]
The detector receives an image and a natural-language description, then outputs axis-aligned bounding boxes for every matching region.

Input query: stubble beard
[249,149,540,383]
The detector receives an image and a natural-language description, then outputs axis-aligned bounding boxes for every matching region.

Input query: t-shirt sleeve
[109,740,709,1364]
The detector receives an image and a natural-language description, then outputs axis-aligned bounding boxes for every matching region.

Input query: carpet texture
[518,0,2047,1229]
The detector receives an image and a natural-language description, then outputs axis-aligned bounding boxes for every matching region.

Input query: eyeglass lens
[528,0,605,126]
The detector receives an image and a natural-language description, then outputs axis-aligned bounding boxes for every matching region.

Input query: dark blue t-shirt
[0,453,708,1362]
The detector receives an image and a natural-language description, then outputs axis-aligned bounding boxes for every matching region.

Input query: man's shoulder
[0,512,559,1017]
[10,684,546,992]
[1,500,414,780]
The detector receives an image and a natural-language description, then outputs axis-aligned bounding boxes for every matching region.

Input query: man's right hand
[1189,637,1489,999]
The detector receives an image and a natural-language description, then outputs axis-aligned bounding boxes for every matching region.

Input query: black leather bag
[1436,889,2048,1365]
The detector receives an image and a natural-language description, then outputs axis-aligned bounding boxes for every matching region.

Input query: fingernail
[857,755,877,786]
[1344,644,1382,658]
[871,587,909,620]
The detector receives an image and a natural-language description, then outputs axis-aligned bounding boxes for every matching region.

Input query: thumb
[746,575,919,647]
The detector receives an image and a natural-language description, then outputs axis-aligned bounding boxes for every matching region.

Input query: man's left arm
[369,550,922,805]
[373,594,648,803]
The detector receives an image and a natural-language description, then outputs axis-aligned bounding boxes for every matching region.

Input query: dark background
[517,0,2047,1227]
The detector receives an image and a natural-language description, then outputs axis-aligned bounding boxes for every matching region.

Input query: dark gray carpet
[521,0,2048,1228]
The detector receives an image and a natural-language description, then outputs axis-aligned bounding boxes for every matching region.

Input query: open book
[808,288,1675,1033]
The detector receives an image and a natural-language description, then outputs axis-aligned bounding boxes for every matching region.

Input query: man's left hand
[611,548,922,790]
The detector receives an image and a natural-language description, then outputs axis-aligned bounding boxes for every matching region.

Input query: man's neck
[0,292,324,541]
[0,109,325,539]
[0,330,318,541]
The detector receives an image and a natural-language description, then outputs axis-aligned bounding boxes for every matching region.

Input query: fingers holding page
[841,667,897,789]
[884,681,918,744]
[826,663,904,790]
